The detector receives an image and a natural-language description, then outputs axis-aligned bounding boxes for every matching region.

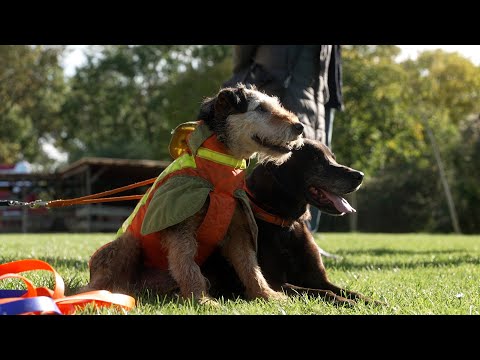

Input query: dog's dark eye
[256,104,268,113]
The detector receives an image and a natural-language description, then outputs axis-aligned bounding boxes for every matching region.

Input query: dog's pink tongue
[320,189,356,214]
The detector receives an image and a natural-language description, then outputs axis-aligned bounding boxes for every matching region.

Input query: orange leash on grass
[0,259,135,315]
[0,179,154,314]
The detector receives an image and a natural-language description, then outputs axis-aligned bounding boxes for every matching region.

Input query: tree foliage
[333,45,480,233]
[59,45,231,162]
[0,45,66,166]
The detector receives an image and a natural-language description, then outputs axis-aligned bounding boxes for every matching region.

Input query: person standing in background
[325,45,344,151]
[223,45,344,242]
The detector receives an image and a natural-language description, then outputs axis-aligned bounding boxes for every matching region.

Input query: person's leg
[308,205,321,233]
[308,107,335,234]
[324,107,335,149]
[310,106,342,259]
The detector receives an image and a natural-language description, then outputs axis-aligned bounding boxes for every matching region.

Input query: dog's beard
[256,151,293,166]
[227,134,303,163]
[251,134,304,165]
[225,112,304,160]
[252,134,302,151]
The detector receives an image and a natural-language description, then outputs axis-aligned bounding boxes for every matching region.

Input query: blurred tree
[334,45,421,175]
[331,46,480,233]
[403,50,480,233]
[0,45,67,167]
[59,45,231,162]
[410,50,480,122]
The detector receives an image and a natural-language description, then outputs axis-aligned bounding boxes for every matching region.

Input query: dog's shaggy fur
[202,139,382,306]
[81,84,304,304]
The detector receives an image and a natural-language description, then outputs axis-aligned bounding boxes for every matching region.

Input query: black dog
[204,138,380,305]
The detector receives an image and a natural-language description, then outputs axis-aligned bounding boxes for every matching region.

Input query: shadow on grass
[333,248,468,256]
[4,249,478,302]
[0,256,88,270]
[324,247,480,271]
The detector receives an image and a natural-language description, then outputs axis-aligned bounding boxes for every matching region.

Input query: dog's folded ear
[214,86,249,119]
[198,85,250,132]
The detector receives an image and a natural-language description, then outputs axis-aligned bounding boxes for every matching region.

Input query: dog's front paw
[331,296,356,307]
[198,295,221,308]
[268,291,288,301]
[250,288,288,301]
[362,297,388,307]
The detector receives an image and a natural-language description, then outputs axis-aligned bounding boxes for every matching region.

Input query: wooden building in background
[0,157,170,233]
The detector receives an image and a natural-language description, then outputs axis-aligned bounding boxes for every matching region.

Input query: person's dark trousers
[308,107,335,233]
[325,107,335,149]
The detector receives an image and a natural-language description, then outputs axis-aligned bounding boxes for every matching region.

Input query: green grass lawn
[1,232,479,315]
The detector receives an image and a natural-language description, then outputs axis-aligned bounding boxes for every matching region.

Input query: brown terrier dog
[80,84,304,305]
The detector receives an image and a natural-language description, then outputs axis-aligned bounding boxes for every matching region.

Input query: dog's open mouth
[252,135,294,154]
[308,186,356,216]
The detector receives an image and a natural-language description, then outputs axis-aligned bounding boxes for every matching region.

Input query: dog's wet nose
[352,171,364,182]
[293,122,304,135]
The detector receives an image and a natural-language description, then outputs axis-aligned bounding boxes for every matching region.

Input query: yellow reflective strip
[197,147,247,169]
[162,153,197,175]
[117,191,150,237]
[116,153,197,237]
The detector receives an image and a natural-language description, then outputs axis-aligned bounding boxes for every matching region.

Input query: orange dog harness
[112,121,257,269]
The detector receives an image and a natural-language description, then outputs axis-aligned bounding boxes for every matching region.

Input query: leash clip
[29,200,48,209]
